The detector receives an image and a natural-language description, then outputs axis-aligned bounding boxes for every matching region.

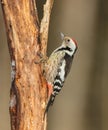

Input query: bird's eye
[67,39,70,42]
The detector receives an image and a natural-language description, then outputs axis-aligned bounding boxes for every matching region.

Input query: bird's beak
[60,32,65,40]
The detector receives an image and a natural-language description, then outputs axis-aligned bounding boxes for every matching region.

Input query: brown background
[0,0,108,130]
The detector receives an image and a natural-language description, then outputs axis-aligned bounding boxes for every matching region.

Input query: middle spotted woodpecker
[44,33,78,113]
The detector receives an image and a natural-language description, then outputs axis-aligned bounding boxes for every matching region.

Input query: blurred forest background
[0,0,108,130]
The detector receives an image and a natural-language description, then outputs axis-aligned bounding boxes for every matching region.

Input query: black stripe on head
[55,47,73,52]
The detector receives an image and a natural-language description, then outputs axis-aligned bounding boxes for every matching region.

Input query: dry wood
[1,0,54,130]
[40,0,54,54]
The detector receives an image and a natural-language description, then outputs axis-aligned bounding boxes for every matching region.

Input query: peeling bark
[1,0,54,130]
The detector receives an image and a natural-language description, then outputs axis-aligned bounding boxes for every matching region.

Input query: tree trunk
[1,0,54,130]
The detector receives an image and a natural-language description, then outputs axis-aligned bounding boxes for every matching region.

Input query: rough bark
[40,0,54,54]
[1,0,54,130]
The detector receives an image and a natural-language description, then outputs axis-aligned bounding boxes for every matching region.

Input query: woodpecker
[44,33,78,114]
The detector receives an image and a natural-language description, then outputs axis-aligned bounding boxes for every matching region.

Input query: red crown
[72,38,78,47]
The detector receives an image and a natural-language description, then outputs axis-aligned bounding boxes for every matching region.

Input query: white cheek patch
[68,40,76,53]
[65,50,74,56]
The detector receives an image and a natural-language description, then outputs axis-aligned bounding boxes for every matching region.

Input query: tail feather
[44,94,55,117]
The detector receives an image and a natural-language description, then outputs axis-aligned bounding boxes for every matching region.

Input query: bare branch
[40,0,54,54]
